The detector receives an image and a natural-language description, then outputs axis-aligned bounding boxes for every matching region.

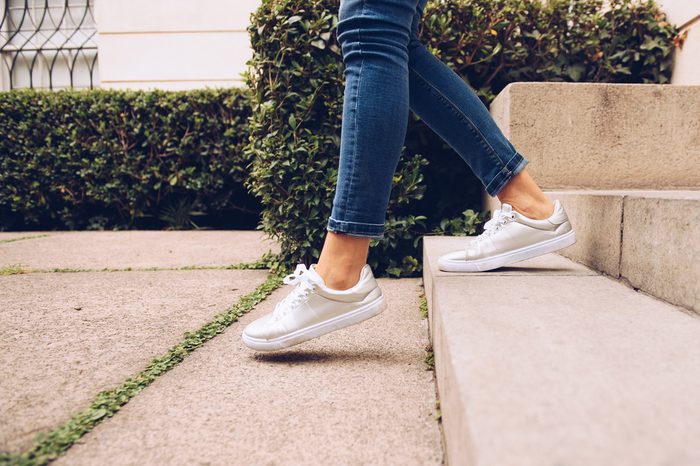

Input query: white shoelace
[272,263,317,320]
[477,208,515,241]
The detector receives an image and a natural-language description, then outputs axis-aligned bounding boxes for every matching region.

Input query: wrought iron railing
[0,0,98,90]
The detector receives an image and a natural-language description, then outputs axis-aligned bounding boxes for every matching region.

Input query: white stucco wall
[658,0,700,84]
[95,0,696,90]
[4,0,696,90]
[94,0,261,90]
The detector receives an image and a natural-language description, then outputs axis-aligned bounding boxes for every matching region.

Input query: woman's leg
[406,0,553,219]
[242,0,571,350]
[319,0,558,289]
[497,170,554,219]
[244,1,414,347]
[317,0,420,289]
[316,231,370,290]
[402,2,575,274]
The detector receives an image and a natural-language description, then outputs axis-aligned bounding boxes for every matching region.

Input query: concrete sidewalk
[0,231,442,464]
[0,230,277,270]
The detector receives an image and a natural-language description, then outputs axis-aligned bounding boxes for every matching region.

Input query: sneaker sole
[438,228,577,272]
[242,293,387,352]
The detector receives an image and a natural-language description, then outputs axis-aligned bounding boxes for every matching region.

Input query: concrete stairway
[485,82,699,312]
[486,190,699,311]
[424,83,700,464]
[422,237,700,466]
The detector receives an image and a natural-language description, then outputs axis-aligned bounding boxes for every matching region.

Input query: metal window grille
[0,0,98,90]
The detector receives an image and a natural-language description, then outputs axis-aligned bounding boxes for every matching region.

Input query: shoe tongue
[501,203,513,215]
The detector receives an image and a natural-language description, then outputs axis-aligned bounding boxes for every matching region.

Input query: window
[0,0,98,90]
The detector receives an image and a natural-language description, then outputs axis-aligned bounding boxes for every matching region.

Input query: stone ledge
[490,82,700,190]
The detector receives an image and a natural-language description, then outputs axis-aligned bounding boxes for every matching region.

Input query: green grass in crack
[419,293,428,319]
[2,251,280,276]
[44,262,269,273]
[0,234,49,245]
[419,293,441,423]
[0,269,285,466]
[424,347,435,371]
[0,264,25,276]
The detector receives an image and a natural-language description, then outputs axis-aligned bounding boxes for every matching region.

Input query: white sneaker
[242,263,386,351]
[438,200,576,272]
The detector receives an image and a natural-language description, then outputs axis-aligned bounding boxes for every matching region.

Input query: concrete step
[422,236,700,466]
[490,82,700,190]
[484,190,699,313]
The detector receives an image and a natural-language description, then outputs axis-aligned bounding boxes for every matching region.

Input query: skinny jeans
[327,0,529,239]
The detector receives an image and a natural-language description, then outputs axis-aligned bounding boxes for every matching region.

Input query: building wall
[96,0,696,90]
[658,0,700,84]
[94,0,261,90]
[4,0,697,91]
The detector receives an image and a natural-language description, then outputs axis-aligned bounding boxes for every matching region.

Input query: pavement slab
[56,278,443,466]
[0,230,278,270]
[0,268,268,452]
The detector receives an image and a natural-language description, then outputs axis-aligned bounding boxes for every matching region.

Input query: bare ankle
[315,231,370,291]
[315,266,361,291]
[499,196,554,220]
[496,168,554,220]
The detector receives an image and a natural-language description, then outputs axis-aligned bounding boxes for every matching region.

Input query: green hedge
[421,0,677,102]
[245,0,678,276]
[0,0,679,277]
[0,88,257,230]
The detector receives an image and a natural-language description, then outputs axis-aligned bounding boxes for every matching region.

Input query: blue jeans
[326,0,529,239]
